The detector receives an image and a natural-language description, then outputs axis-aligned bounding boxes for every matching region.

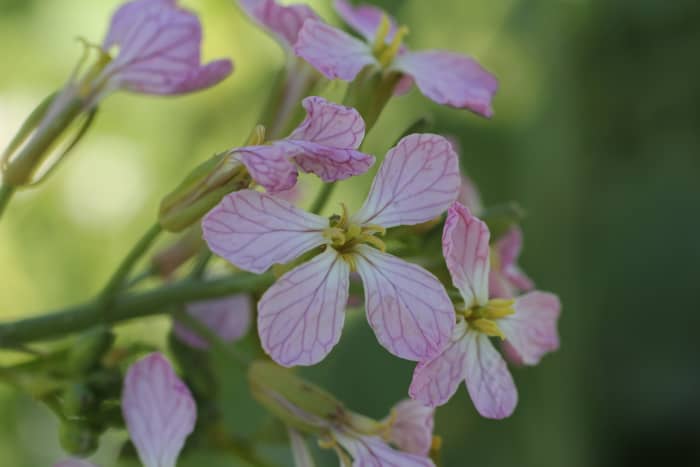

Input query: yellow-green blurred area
[1,0,699,465]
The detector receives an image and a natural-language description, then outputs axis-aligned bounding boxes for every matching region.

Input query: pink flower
[95,0,232,98]
[294,0,498,117]
[173,294,252,349]
[384,399,435,456]
[203,134,461,366]
[239,0,319,52]
[409,203,561,419]
[233,96,374,193]
[122,353,197,467]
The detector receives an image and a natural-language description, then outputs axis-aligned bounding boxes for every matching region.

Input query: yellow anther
[484,298,515,319]
[431,435,443,452]
[246,125,266,146]
[361,234,386,252]
[372,14,392,55]
[378,25,409,67]
[323,227,347,246]
[471,318,506,340]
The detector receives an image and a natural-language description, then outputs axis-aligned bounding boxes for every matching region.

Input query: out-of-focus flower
[384,399,435,456]
[173,294,252,349]
[122,353,196,467]
[239,0,318,53]
[294,0,497,117]
[203,134,460,367]
[2,0,232,187]
[233,96,373,193]
[409,203,561,419]
[250,362,435,466]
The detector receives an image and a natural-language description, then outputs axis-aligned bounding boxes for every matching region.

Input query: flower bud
[151,225,204,278]
[248,361,345,434]
[66,326,115,376]
[158,154,251,232]
[59,420,99,457]
[62,383,97,418]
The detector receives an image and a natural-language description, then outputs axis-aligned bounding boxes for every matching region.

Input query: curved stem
[98,223,162,306]
[0,184,15,219]
[0,273,274,347]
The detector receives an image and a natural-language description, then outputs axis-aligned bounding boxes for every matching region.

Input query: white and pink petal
[387,399,434,456]
[393,51,497,117]
[234,144,299,193]
[499,291,561,365]
[295,20,376,81]
[353,134,460,228]
[334,431,435,467]
[333,0,398,43]
[280,140,374,183]
[239,0,319,49]
[122,353,196,467]
[354,245,455,362]
[202,190,328,274]
[288,96,366,149]
[101,0,232,95]
[409,319,469,407]
[258,249,350,367]
[464,330,518,419]
[442,202,491,308]
[173,294,252,349]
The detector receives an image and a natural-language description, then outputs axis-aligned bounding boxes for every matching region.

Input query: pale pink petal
[387,399,434,456]
[499,291,561,366]
[393,51,497,117]
[122,353,196,467]
[464,330,518,419]
[288,96,366,149]
[102,0,232,95]
[442,202,490,308]
[273,183,304,205]
[354,245,455,362]
[288,427,316,467]
[54,460,98,467]
[493,226,535,293]
[457,174,484,215]
[234,145,299,193]
[280,141,374,183]
[239,0,319,49]
[334,431,435,467]
[202,190,328,274]
[353,134,460,228]
[258,249,350,367]
[333,0,398,43]
[173,294,252,349]
[295,20,376,81]
[394,74,414,96]
[409,319,469,407]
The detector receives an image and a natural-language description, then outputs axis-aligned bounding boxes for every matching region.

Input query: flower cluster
[0,0,564,465]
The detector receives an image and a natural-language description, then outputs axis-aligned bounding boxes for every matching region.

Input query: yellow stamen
[246,124,266,146]
[484,298,515,319]
[362,224,386,236]
[471,318,506,340]
[378,25,409,67]
[360,234,386,252]
[323,227,347,247]
[372,15,392,55]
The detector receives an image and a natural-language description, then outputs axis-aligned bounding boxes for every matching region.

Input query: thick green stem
[0,184,15,218]
[98,223,162,306]
[0,274,274,347]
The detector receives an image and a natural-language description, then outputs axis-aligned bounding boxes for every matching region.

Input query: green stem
[309,182,336,215]
[0,274,273,347]
[190,248,213,280]
[98,223,162,306]
[0,184,16,219]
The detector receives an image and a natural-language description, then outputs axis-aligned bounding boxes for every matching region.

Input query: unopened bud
[159,154,251,232]
[66,326,115,375]
[62,383,97,418]
[249,361,345,434]
[151,225,204,278]
[59,420,98,456]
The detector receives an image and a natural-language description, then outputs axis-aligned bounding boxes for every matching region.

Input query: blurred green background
[1,0,699,466]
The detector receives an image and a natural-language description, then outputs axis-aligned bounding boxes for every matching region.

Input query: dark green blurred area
[1,0,699,466]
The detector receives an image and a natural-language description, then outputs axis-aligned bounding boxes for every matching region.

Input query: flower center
[456,299,515,339]
[323,204,386,269]
[371,15,410,68]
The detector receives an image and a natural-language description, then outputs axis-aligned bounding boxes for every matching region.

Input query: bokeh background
[1,0,699,466]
